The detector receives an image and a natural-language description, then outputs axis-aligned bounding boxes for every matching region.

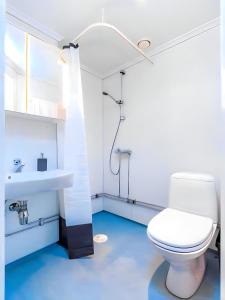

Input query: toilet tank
[169,172,218,223]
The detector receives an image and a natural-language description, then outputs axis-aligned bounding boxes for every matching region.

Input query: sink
[5,169,74,199]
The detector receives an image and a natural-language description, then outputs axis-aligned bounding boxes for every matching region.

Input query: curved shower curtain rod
[60,22,154,65]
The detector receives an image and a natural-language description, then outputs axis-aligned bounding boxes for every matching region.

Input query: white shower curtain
[58,44,93,258]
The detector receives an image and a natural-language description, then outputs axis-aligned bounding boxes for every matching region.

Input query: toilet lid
[147,208,213,249]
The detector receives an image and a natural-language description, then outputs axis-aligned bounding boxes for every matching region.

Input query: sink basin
[5,169,74,199]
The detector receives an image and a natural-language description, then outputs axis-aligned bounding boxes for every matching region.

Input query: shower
[103,71,126,176]
[102,91,123,105]
[58,19,151,199]
[103,71,131,199]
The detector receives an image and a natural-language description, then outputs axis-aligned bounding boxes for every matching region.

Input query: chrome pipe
[5,214,59,237]
[5,193,164,238]
[94,193,164,211]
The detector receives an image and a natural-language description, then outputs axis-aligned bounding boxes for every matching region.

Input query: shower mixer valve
[115,148,132,155]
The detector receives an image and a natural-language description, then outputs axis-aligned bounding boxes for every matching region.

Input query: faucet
[14,159,25,173]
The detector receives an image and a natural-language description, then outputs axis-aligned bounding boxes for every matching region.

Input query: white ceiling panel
[6,0,220,76]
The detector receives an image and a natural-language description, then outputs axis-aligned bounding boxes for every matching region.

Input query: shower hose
[109,105,122,175]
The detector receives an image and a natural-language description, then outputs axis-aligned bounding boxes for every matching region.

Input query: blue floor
[6,211,220,300]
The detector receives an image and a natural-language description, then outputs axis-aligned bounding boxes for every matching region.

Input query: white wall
[5,116,57,173]
[103,26,221,209]
[5,116,59,264]
[0,0,5,298]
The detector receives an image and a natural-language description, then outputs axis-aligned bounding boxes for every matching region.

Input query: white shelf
[5,110,65,124]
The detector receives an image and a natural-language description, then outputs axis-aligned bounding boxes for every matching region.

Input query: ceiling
[6,0,220,77]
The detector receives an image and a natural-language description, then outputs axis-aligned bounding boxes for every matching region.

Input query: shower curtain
[58,43,94,259]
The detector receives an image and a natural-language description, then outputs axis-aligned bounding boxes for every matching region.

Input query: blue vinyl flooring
[6,211,220,300]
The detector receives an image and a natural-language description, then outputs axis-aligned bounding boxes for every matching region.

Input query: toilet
[147,172,218,299]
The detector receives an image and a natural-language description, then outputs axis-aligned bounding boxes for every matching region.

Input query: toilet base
[166,254,206,299]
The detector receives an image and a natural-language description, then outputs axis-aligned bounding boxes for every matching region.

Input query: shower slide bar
[59,22,154,65]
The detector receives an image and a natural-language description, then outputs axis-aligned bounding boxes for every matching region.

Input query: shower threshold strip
[5,194,164,237]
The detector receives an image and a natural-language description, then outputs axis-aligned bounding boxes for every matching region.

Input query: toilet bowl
[147,172,218,299]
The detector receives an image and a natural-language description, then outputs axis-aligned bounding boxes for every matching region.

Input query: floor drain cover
[94,234,108,243]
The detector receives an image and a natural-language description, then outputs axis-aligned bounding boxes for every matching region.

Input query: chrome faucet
[14,159,25,173]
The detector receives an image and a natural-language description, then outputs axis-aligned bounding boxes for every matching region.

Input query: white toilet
[147,172,218,299]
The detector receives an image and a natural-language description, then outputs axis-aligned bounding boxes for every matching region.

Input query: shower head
[102,91,123,105]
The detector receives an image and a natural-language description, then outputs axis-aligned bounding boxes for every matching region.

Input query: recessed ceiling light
[137,39,151,49]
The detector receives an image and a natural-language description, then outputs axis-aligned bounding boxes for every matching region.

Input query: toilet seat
[147,208,214,253]
[149,227,215,253]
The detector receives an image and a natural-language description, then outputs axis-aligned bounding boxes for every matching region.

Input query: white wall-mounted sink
[5,169,74,199]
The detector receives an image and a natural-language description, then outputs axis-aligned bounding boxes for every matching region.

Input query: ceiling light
[137,39,151,50]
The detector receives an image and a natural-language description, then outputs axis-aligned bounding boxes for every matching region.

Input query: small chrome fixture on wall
[115,149,132,155]
[13,159,25,173]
